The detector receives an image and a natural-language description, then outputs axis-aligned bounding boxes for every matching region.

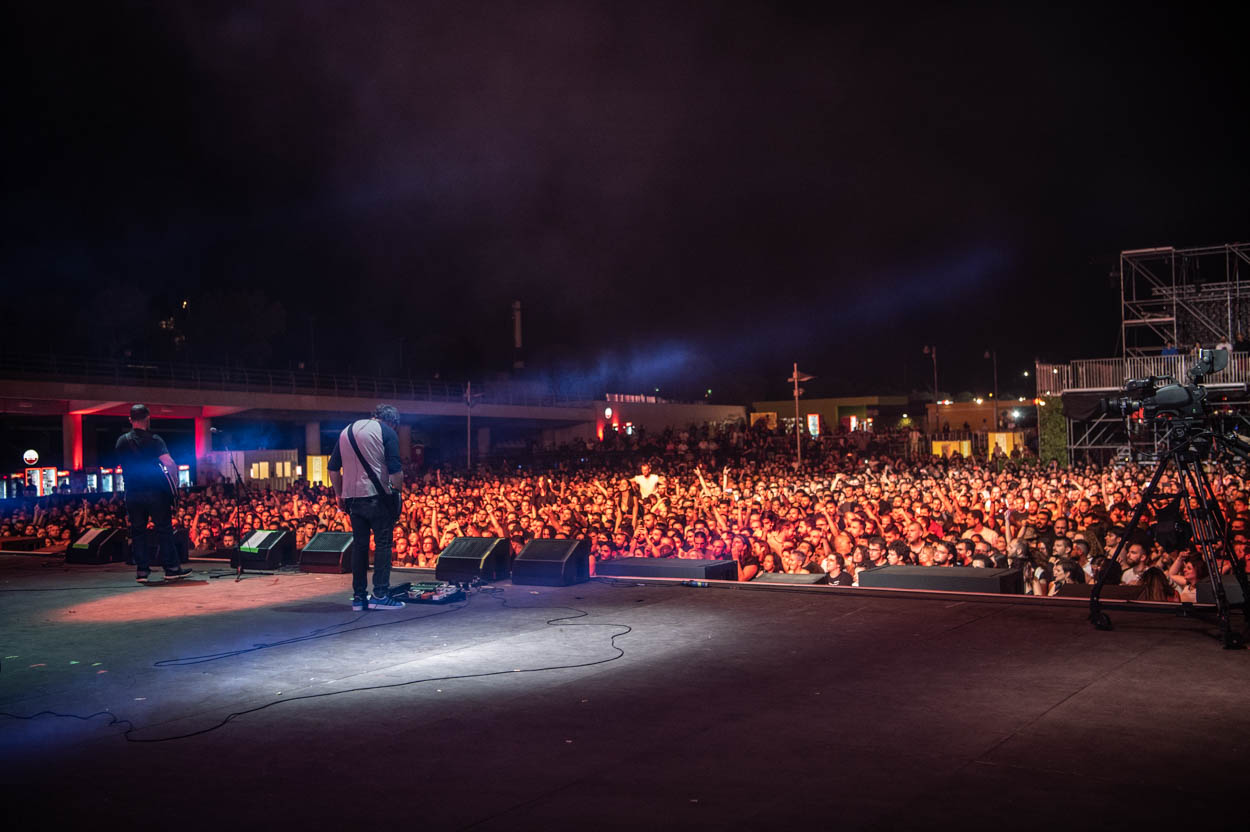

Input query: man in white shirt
[961,510,1001,550]
[633,463,660,500]
[329,404,405,611]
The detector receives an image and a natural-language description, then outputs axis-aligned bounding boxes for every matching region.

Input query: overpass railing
[0,353,593,408]
[1035,352,1250,395]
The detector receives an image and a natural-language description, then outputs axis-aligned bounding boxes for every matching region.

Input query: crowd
[2,421,1245,601]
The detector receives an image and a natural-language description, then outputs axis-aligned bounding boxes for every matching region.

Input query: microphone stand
[212,429,265,580]
[220,437,246,495]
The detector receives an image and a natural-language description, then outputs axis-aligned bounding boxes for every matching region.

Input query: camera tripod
[1089,418,1250,648]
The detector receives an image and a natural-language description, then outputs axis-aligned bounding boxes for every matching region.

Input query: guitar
[127,432,180,505]
[158,460,181,507]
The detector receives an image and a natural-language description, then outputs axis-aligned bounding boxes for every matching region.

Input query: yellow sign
[750,412,778,430]
[987,432,1020,455]
[931,440,972,458]
[306,455,332,485]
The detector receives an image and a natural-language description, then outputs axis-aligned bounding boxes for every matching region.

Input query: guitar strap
[128,431,177,503]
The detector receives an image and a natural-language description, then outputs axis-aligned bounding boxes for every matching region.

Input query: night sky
[4,2,1247,403]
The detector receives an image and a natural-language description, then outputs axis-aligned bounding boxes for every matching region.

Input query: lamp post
[786,363,814,468]
[984,349,998,429]
[922,345,939,430]
[464,381,483,469]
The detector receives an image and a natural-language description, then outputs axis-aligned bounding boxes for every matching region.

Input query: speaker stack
[434,537,511,584]
[234,529,294,570]
[512,539,590,587]
[66,528,127,564]
[299,531,354,574]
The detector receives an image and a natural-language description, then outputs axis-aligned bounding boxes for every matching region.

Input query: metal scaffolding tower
[1120,243,1250,357]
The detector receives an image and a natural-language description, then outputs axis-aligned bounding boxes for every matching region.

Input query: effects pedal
[403,580,465,604]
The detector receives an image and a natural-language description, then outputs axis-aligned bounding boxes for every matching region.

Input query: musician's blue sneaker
[351,595,367,611]
[367,593,405,610]
[163,567,193,580]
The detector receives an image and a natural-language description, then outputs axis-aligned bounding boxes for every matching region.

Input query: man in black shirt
[115,404,192,582]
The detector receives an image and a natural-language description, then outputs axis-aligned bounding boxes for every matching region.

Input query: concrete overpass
[0,355,746,471]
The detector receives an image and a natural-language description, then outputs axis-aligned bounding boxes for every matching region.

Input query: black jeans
[126,490,178,573]
[347,495,394,598]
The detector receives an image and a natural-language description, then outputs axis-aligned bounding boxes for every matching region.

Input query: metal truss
[1120,243,1250,357]
[1067,415,1132,465]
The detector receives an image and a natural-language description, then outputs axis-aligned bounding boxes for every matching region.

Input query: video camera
[1103,348,1229,420]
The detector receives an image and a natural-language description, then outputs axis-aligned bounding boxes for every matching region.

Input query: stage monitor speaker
[857,565,1023,594]
[753,571,828,585]
[596,556,738,581]
[435,537,510,584]
[512,539,590,586]
[235,529,294,570]
[0,535,41,553]
[299,531,354,574]
[67,528,127,564]
[1197,574,1246,606]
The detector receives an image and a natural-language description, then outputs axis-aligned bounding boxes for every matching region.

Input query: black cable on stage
[152,597,471,666]
[0,709,135,733]
[0,590,632,744]
[122,603,630,743]
[151,580,652,668]
[153,579,513,666]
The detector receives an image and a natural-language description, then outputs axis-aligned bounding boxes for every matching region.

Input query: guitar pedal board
[396,580,465,604]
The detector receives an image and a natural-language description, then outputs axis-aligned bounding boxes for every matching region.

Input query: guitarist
[329,404,405,610]
[115,404,192,582]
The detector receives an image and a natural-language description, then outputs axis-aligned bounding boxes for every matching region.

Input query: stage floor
[2,554,1248,830]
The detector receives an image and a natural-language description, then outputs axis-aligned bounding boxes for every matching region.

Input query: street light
[922,345,938,431]
[984,349,998,429]
[464,382,483,468]
[786,363,814,468]
[922,345,939,399]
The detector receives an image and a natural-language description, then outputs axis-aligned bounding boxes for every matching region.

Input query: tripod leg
[1091,453,1171,630]
[1182,460,1244,649]
[1207,450,1250,638]
[1228,556,1250,640]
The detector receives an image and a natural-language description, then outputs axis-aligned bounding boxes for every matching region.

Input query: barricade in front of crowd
[753,571,828,585]
[597,556,737,581]
[857,565,1023,594]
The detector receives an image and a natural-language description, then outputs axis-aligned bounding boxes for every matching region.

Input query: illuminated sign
[750,412,778,430]
[22,449,38,466]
